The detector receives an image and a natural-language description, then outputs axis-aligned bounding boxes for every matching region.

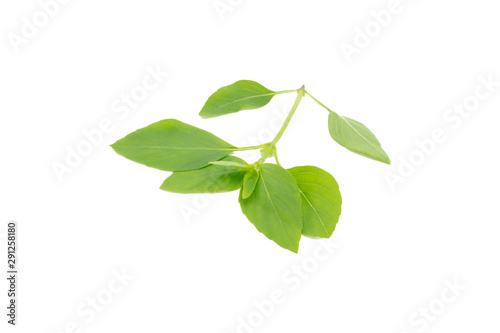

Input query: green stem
[270,85,305,147]
[305,90,333,112]
[230,86,305,165]
[275,89,299,95]
[273,147,282,166]
[259,85,305,163]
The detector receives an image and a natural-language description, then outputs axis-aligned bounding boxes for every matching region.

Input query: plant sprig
[111,80,390,253]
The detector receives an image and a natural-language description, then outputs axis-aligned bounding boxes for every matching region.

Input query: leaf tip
[285,241,300,253]
[381,152,391,165]
[110,140,120,151]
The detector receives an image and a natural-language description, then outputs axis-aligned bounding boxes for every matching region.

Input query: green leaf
[241,166,259,199]
[239,164,302,253]
[160,156,248,194]
[199,80,277,118]
[111,119,235,171]
[328,112,390,164]
[287,166,342,238]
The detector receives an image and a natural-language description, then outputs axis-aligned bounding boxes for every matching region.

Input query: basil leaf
[111,119,234,171]
[160,156,248,193]
[199,80,276,118]
[328,112,390,164]
[287,166,342,238]
[239,164,302,253]
[241,167,259,199]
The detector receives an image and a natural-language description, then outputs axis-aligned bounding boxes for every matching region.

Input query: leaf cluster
[111,80,389,252]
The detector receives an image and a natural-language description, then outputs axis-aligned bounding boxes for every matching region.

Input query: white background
[1,0,499,332]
